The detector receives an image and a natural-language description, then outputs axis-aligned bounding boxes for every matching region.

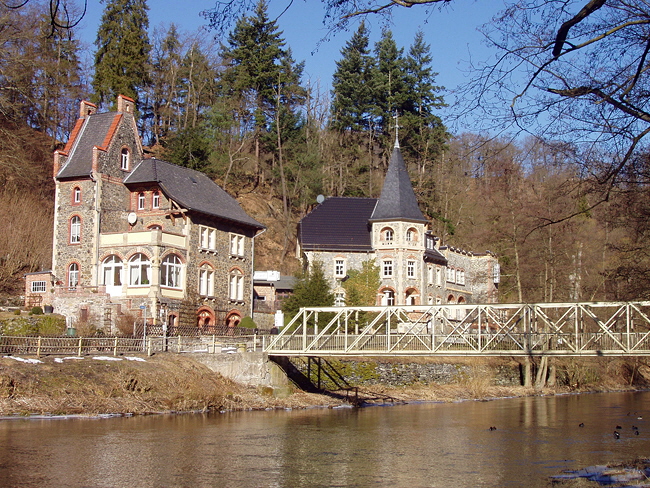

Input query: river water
[1,391,650,487]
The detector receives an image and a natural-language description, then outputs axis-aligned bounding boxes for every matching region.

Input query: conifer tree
[402,31,447,160]
[220,1,295,142]
[92,0,151,108]
[372,29,408,138]
[330,21,375,132]
[282,262,334,319]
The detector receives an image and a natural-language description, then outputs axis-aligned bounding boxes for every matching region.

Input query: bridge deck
[264,301,650,357]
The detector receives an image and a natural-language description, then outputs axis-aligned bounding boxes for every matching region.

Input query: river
[1,391,650,487]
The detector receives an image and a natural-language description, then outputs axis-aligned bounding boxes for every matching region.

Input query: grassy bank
[0,354,648,417]
[0,354,344,416]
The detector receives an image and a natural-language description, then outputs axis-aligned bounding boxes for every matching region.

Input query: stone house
[25,96,265,333]
[296,142,499,307]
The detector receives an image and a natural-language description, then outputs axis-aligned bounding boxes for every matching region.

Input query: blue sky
[76,0,504,129]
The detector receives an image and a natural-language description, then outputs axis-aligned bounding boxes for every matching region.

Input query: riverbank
[0,354,648,417]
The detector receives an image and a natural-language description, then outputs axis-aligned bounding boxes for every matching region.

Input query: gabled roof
[369,146,428,223]
[124,158,265,231]
[56,112,122,179]
[299,197,377,251]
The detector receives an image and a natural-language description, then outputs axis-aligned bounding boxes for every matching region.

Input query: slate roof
[124,158,265,231]
[56,112,122,179]
[253,276,297,290]
[298,197,377,251]
[369,146,428,223]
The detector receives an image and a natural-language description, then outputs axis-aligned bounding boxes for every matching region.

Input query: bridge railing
[264,301,650,357]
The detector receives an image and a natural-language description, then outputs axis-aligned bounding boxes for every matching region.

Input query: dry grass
[0,354,345,416]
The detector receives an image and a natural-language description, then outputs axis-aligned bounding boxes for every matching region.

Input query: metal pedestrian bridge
[264,301,650,357]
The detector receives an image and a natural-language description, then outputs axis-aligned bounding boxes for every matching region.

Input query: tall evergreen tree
[92,0,151,108]
[330,21,375,132]
[372,29,408,138]
[219,0,306,189]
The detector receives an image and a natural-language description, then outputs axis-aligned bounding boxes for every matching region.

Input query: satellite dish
[127,212,137,225]
[316,194,325,204]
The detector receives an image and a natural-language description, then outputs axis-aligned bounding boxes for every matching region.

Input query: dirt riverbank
[0,354,648,417]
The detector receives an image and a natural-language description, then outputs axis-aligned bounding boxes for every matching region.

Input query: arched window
[128,253,151,286]
[68,263,79,290]
[121,148,130,170]
[382,289,395,306]
[152,191,160,209]
[70,216,81,244]
[406,228,418,242]
[198,263,215,297]
[138,192,145,210]
[382,227,394,242]
[73,187,81,204]
[101,255,123,287]
[161,254,182,288]
[229,269,244,301]
[405,288,418,305]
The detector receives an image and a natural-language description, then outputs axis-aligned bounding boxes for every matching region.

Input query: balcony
[100,230,187,249]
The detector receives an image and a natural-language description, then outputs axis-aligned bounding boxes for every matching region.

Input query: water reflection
[1,392,650,487]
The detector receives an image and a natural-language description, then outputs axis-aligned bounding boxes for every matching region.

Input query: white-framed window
[230,234,244,257]
[199,226,217,251]
[121,148,130,170]
[199,264,215,297]
[381,289,395,306]
[335,259,346,278]
[229,270,244,301]
[457,270,466,286]
[407,260,415,278]
[383,228,394,242]
[383,260,393,278]
[152,191,160,209]
[161,254,182,289]
[68,263,79,290]
[493,263,501,284]
[447,267,456,284]
[70,216,81,244]
[427,265,434,284]
[73,187,81,203]
[128,253,151,286]
[31,281,47,293]
[101,255,123,287]
[335,292,346,307]
[138,192,145,210]
[436,267,442,286]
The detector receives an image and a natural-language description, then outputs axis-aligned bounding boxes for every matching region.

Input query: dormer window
[121,148,130,171]
[138,192,145,210]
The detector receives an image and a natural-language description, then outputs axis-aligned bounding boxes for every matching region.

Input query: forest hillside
[1,1,649,304]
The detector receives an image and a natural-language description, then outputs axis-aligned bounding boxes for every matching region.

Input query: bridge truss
[265,302,650,357]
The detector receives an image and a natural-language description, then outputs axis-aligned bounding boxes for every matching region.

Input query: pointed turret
[369,146,428,223]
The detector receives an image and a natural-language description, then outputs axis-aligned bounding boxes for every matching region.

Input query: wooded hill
[1,0,649,304]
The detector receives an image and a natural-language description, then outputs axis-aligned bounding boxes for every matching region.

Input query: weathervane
[393,112,401,148]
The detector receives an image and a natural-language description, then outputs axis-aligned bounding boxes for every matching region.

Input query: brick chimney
[79,100,97,118]
[117,94,135,114]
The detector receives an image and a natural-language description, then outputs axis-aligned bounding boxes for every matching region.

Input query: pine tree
[372,29,409,139]
[402,31,447,156]
[330,21,375,132]
[282,262,334,319]
[92,0,151,108]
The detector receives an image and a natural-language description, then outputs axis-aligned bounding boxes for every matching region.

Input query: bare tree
[459,0,650,204]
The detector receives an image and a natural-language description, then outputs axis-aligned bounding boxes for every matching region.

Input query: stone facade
[33,96,265,334]
[298,145,499,307]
